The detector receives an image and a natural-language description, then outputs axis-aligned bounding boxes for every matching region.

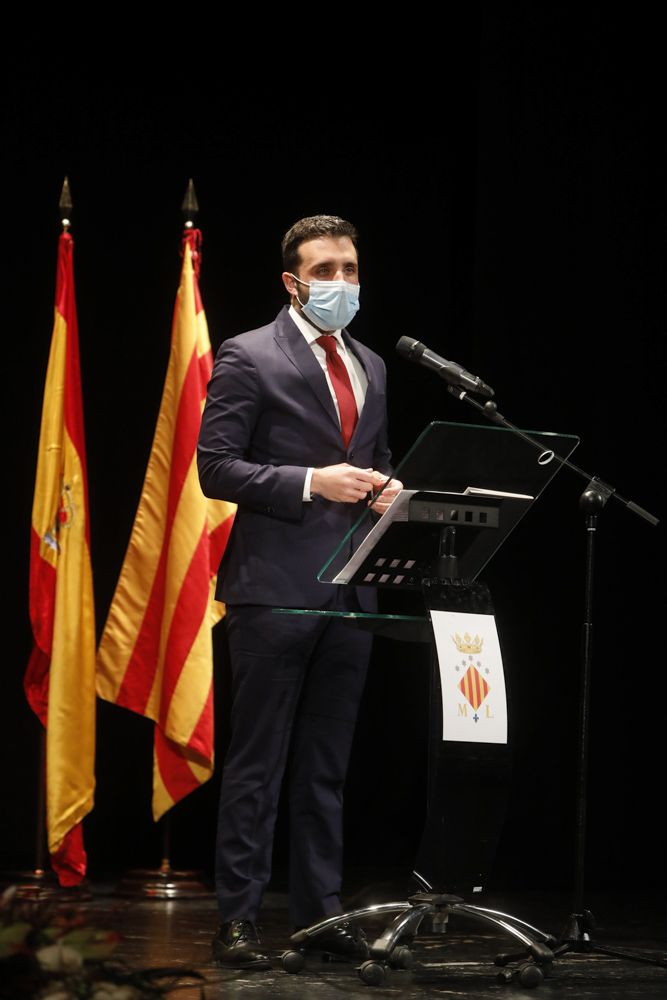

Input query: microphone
[396,336,495,399]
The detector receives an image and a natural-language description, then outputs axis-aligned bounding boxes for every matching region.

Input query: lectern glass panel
[318,420,579,586]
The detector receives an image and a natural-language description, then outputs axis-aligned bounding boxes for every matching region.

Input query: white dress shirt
[288,305,368,501]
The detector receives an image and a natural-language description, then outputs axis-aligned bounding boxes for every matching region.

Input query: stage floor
[7,874,667,998]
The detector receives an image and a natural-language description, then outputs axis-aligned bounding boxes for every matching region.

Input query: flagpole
[35,731,46,876]
[8,181,91,899]
[114,181,213,900]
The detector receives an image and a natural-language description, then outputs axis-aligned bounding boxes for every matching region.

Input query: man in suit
[198,215,401,969]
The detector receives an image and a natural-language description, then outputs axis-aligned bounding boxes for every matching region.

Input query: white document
[330,489,419,584]
[463,486,533,500]
[430,610,508,744]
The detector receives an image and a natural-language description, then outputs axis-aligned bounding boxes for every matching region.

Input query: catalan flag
[25,228,96,886]
[96,228,234,819]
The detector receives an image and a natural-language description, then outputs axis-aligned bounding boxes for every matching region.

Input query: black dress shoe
[212,920,271,970]
[303,920,369,960]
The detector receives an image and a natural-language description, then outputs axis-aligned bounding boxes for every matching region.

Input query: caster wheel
[496,969,513,984]
[281,949,305,973]
[359,960,386,986]
[518,963,544,988]
[390,945,413,970]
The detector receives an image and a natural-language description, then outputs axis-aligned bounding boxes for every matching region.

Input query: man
[198,215,401,969]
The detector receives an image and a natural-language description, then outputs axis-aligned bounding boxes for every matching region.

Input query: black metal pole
[160,813,172,875]
[35,729,47,874]
[573,506,598,914]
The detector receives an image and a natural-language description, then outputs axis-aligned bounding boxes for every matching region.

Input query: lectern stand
[279,420,580,987]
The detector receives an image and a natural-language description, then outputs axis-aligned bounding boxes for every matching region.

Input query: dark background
[2,7,663,894]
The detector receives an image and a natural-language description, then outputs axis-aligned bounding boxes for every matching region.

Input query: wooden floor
[54,873,667,999]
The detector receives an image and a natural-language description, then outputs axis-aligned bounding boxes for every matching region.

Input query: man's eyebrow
[308,258,358,268]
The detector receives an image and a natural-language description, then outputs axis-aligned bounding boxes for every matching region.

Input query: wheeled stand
[282,889,559,987]
[279,422,583,988]
[279,582,557,989]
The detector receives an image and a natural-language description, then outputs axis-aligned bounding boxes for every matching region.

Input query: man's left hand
[368,474,403,515]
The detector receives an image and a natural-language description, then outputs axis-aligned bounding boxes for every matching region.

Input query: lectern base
[282,890,558,987]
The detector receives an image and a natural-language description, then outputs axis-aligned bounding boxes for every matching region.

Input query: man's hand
[368,473,404,515]
[311,464,377,503]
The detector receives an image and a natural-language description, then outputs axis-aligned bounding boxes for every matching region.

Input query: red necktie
[316,335,359,448]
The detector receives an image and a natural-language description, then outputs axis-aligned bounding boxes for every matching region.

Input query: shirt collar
[289,304,344,348]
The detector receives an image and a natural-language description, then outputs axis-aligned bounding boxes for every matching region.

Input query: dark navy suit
[198,306,391,925]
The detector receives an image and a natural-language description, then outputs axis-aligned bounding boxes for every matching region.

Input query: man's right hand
[311,464,377,503]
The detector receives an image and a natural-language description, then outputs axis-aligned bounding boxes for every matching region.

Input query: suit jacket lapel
[274,307,340,432]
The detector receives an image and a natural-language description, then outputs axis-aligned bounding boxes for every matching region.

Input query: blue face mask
[290,275,360,331]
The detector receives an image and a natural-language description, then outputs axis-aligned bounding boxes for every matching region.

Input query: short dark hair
[281,215,358,274]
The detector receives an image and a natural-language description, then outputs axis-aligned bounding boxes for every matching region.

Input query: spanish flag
[96,228,234,819]
[25,229,96,886]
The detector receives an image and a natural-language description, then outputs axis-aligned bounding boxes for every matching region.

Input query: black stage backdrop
[2,8,664,892]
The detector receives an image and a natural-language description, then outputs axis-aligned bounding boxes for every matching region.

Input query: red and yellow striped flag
[25,229,96,886]
[96,229,234,818]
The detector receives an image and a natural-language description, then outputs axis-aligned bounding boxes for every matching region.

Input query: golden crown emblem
[451,632,484,654]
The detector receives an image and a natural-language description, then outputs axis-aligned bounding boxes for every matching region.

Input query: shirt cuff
[303,467,314,501]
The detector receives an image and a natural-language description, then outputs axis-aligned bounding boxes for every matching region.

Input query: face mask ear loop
[289,273,309,310]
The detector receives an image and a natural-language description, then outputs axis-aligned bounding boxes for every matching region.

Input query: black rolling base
[281,892,557,988]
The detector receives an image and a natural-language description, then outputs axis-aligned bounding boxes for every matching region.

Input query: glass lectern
[277,420,579,982]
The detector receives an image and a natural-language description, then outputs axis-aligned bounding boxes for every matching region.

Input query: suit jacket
[198,306,392,609]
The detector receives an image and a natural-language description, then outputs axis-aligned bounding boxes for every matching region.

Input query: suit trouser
[215,595,373,926]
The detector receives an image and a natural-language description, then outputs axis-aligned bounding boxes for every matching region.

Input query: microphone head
[395,336,425,361]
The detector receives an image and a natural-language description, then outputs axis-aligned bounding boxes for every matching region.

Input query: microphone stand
[442,384,664,980]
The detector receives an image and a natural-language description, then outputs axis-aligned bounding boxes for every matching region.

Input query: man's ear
[282,272,298,296]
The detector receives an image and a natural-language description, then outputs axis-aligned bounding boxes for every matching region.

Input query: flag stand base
[1,868,92,901]
[114,859,212,899]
